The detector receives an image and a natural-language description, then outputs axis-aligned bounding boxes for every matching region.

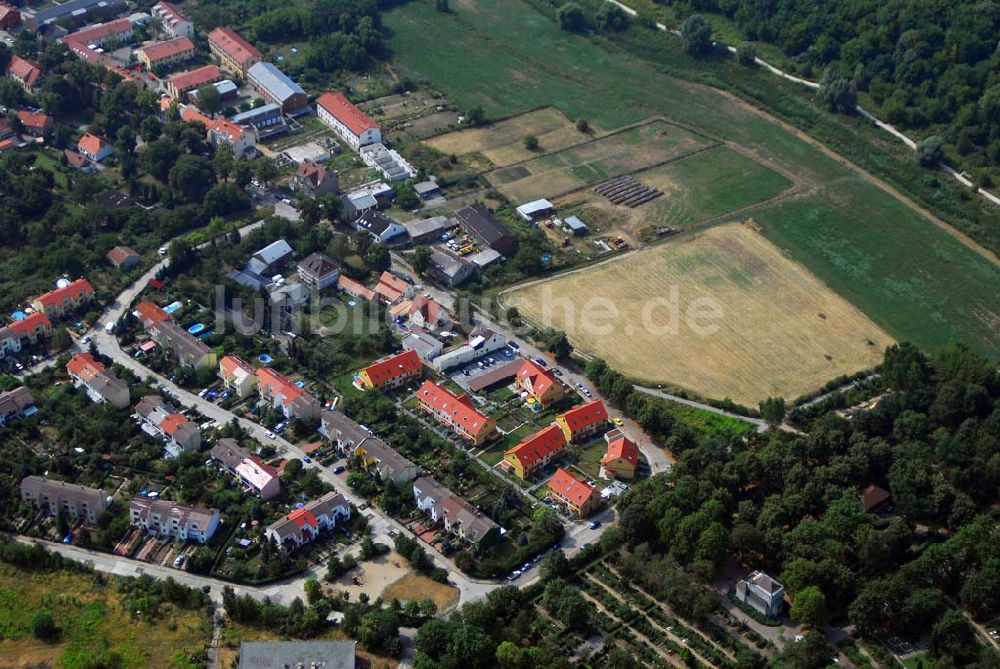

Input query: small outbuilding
[564,215,588,236]
[516,198,555,221]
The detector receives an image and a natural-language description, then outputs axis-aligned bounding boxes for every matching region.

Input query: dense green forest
[608,342,1000,666]
[654,0,1000,178]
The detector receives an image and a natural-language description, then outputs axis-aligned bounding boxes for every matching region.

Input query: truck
[104,322,115,335]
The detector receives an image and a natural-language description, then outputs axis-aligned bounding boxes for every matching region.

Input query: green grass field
[386,0,1000,357]
[657,399,756,439]
[627,146,793,226]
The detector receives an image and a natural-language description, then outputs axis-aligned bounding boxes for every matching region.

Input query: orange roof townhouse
[31,278,95,318]
[337,275,375,302]
[548,467,602,517]
[7,55,41,92]
[219,355,258,398]
[0,312,52,359]
[66,352,130,408]
[77,133,113,162]
[416,380,496,446]
[18,110,53,137]
[316,91,381,151]
[166,64,221,101]
[355,349,422,392]
[503,423,567,480]
[180,104,257,159]
[514,359,564,410]
[257,367,321,422]
[136,36,196,70]
[134,301,171,328]
[601,429,639,480]
[556,399,609,444]
[207,26,262,77]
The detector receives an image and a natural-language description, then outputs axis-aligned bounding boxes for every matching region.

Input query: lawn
[656,399,756,438]
[503,222,894,405]
[755,195,1000,356]
[385,0,1000,358]
[486,120,715,202]
[0,564,211,669]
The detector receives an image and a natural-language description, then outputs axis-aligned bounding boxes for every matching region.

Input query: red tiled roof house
[356,349,422,392]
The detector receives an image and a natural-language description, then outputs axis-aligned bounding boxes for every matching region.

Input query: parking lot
[448,345,520,389]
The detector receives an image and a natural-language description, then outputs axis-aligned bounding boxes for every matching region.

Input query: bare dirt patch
[382,571,460,611]
[502,222,893,405]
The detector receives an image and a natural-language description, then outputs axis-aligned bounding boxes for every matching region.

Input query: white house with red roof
[257,367,320,422]
[31,278,95,318]
[151,1,194,39]
[0,312,52,359]
[406,294,450,330]
[415,380,496,446]
[77,133,113,162]
[266,492,350,549]
[316,91,381,151]
[218,355,258,398]
[66,352,130,408]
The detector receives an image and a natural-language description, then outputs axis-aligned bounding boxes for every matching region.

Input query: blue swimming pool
[10,311,26,321]
[295,381,305,388]
[259,353,273,364]
[188,323,206,334]
[164,301,183,314]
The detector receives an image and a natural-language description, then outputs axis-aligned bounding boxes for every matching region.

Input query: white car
[264,430,276,440]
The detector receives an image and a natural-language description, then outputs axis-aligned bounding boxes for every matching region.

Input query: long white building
[316,91,381,151]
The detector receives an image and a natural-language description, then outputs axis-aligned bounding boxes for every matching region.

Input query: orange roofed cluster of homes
[217,355,320,422]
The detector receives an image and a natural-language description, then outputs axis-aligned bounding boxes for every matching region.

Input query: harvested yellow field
[503,222,893,405]
[424,107,596,167]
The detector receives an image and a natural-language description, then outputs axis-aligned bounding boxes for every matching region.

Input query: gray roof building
[248,239,293,276]
[454,204,517,257]
[237,640,355,669]
[401,331,445,362]
[403,215,452,244]
[211,438,248,470]
[28,0,127,29]
[430,246,474,287]
[20,476,107,523]
[246,62,308,115]
[0,386,36,426]
[320,410,420,484]
[297,252,340,290]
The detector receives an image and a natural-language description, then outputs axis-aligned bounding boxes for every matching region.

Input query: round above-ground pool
[295,381,305,388]
[187,323,206,335]
[259,353,273,364]
[347,300,357,307]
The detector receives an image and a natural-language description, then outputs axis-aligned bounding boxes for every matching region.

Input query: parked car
[333,466,346,474]
[264,430,276,439]
[508,340,519,349]
[588,520,601,530]
[613,418,623,426]
[302,456,312,464]
[534,358,547,367]
[173,555,185,567]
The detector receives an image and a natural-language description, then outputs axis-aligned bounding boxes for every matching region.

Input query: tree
[523,134,539,151]
[759,397,786,427]
[818,69,857,114]
[168,154,216,203]
[30,610,58,640]
[435,0,449,12]
[195,84,222,115]
[790,586,828,627]
[545,330,572,360]
[167,239,196,273]
[363,242,390,271]
[736,42,757,66]
[681,15,713,57]
[540,550,571,582]
[466,106,485,126]
[932,610,977,663]
[411,245,432,275]
[916,135,945,168]
[596,4,629,32]
[575,118,589,133]
[557,3,586,32]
